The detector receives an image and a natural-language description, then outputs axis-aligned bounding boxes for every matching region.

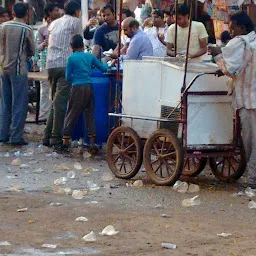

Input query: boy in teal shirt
[62,34,108,153]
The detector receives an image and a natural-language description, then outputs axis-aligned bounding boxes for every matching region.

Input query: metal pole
[115,0,123,114]
[181,0,193,93]
[81,0,88,28]
[174,0,178,56]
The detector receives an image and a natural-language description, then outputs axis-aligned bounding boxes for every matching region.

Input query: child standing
[62,34,108,153]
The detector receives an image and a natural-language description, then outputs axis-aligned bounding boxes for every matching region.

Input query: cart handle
[181,72,217,94]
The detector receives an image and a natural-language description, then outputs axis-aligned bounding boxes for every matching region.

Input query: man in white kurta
[211,12,256,189]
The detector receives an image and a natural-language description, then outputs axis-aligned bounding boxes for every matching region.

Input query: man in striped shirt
[211,12,256,189]
[0,2,35,145]
[43,1,82,147]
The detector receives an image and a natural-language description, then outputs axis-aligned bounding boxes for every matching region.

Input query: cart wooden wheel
[209,145,246,182]
[143,129,184,186]
[106,126,143,179]
[182,157,207,177]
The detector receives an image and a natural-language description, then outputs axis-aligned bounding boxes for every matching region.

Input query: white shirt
[166,21,208,59]
[144,26,168,57]
[47,15,82,69]
[215,31,256,110]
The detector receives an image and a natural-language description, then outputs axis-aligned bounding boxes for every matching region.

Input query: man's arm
[27,28,36,58]
[65,57,73,82]
[92,28,103,58]
[83,26,94,40]
[37,27,47,51]
[92,55,108,72]
[73,18,82,35]
[122,37,141,60]
[189,37,207,59]
[214,38,246,78]
[167,42,175,57]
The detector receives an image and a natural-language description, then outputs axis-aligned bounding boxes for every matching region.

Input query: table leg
[35,80,40,124]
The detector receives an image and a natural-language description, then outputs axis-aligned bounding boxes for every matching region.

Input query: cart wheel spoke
[151,159,159,165]
[154,162,163,174]
[161,137,166,154]
[162,152,176,159]
[119,157,125,172]
[123,142,135,152]
[153,143,160,155]
[113,154,121,164]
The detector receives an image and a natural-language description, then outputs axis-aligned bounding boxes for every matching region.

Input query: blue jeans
[0,74,28,142]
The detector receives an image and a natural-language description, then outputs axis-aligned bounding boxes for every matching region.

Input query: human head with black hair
[0,6,10,24]
[163,10,174,26]
[102,4,116,26]
[121,8,134,19]
[64,1,81,18]
[152,9,165,28]
[229,11,254,38]
[121,17,139,38]
[44,2,60,22]
[175,4,190,28]
[13,2,29,19]
[70,34,84,52]
[220,30,231,45]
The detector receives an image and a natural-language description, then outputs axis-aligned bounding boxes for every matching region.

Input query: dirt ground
[0,124,255,256]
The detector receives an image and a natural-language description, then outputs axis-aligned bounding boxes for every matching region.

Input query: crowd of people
[0,1,255,188]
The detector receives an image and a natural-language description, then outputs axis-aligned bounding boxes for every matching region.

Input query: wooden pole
[174,0,178,57]
[181,0,193,93]
[115,0,123,114]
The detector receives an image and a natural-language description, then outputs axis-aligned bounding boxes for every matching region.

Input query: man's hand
[42,40,48,48]
[216,69,224,77]
[208,45,222,57]
[87,18,98,27]
[109,53,118,59]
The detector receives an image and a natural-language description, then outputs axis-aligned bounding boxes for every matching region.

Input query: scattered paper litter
[161,243,177,249]
[11,158,21,166]
[75,216,88,222]
[74,162,82,170]
[17,208,28,212]
[188,183,200,193]
[217,233,232,238]
[245,187,256,198]
[173,181,188,193]
[133,180,143,187]
[33,168,45,174]
[83,152,92,159]
[10,184,24,191]
[82,231,96,242]
[248,200,256,209]
[20,164,30,169]
[67,171,76,179]
[50,202,62,207]
[54,177,68,185]
[42,244,57,249]
[182,195,201,207]
[0,241,11,246]
[100,225,119,236]
[72,190,84,200]
[160,214,171,218]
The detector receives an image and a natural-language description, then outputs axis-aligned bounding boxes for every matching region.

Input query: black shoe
[89,145,99,155]
[9,138,28,146]
[43,138,51,147]
[0,139,9,144]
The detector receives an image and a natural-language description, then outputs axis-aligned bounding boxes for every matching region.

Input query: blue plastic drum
[72,69,111,146]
